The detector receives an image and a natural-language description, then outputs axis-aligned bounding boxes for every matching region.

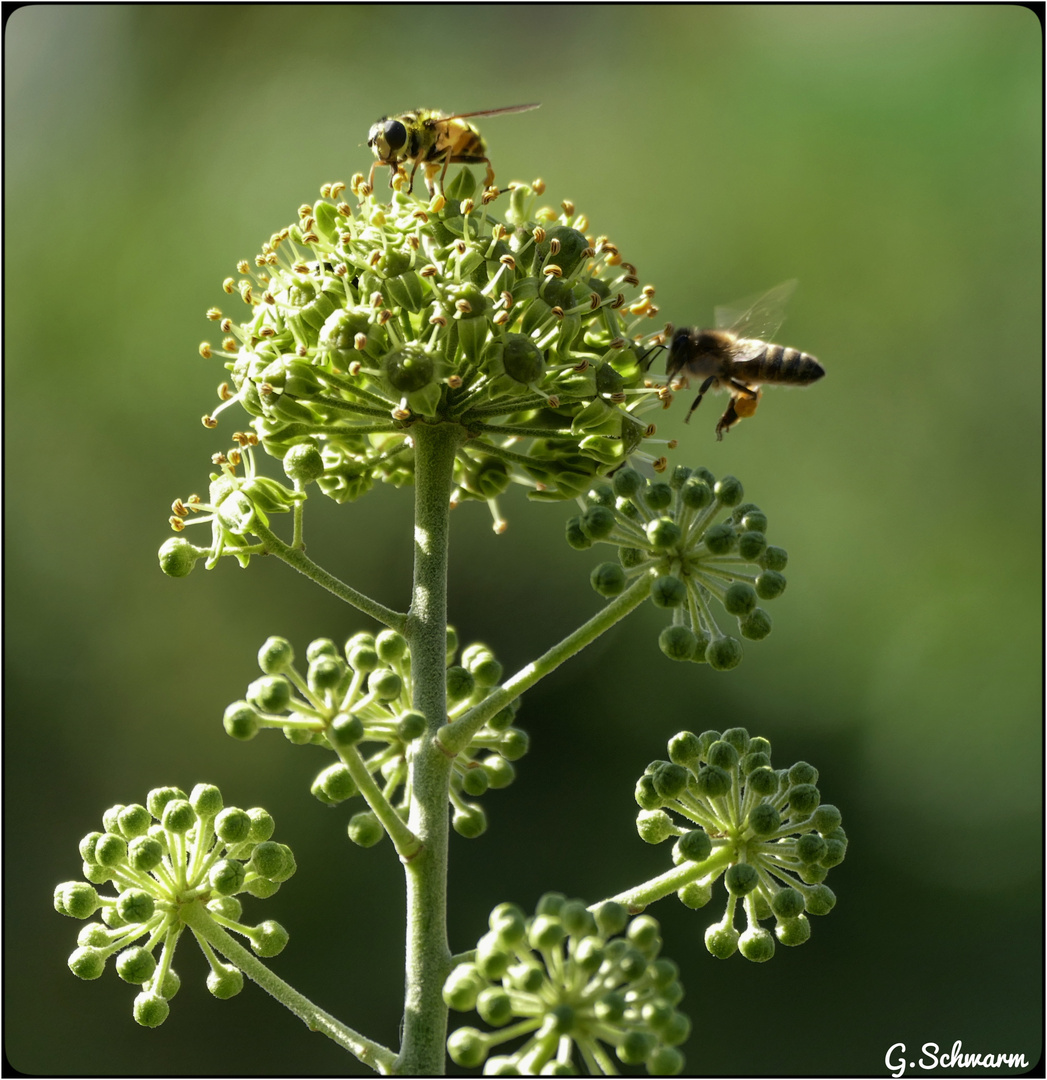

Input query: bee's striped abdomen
[748,342,824,386]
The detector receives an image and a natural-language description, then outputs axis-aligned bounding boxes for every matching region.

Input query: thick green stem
[395,421,465,1076]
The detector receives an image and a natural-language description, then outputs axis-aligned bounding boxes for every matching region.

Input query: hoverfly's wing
[443,104,541,121]
[714,279,798,346]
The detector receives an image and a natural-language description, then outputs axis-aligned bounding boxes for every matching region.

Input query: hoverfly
[366,103,540,196]
[666,280,824,439]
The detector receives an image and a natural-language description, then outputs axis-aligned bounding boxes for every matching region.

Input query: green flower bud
[133,991,170,1028]
[158,537,201,578]
[207,962,244,999]
[706,636,743,670]
[223,701,260,740]
[116,946,156,984]
[347,810,384,848]
[651,574,687,608]
[282,442,325,484]
[590,561,626,597]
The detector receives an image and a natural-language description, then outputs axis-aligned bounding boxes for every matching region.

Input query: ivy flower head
[444,896,689,1076]
[222,629,526,843]
[54,785,292,1026]
[568,465,790,669]
[635,727,846,962]
[194,173,669,533]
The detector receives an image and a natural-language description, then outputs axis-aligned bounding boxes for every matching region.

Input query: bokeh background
[6,5,1041,1075]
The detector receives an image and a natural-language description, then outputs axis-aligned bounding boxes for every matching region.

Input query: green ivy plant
[54,157,845,1076]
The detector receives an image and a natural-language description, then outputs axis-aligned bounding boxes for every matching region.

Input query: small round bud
[158,537,199,578]
[748,802,781,835]
[453,802,487,839]
[446,665,475,703]
[702,522,736,555]
[368,667,403,701]
[161,800,196,834]
[740,608,773,640]
[447,1027,488,1069]
[207,963,244,999]
[215,807,252,844]
[282,442,324,483]
[68,946,106,980]
[397,710,426,741]
[723,582,757,616]
[646,517,681,549]
[247,675,292,712]
[329,713,364,748]
[133,991,170,1028]
[776,914,812,946]
[725,863,759,896]
[580,505,615,540]
[115,889,155,924]
[191,783,223,818]
[94,832,128,867]
[680,476,713,509]
[258,636,294,674]
[677,881,712,909]
[590,562,626,597]
[675,828,712,862]
[612,467,644,498]
[737,530,767,561]
[771,888,805,919]
[636,809,674,844]
[223,701,260,740]
[658,624,698,661]
[247,807,275,842]
[714,475,744,506]
[117,804,151,839]
[308,655,345,693]
[704,923,739,959]
[739,926,775,962]
[755,571,787,599]
[209,858,247,896]
[705,636,743,670]
[312,763,358,804]
[642,481,673,511]
[565,516,593,550]
[250,919,289,957]
[375,629,407,664]
[443,963,486,1011]
[788,783,821,817]
[347,811,384,848]
[651,574,687,608]
[54,881,100,920]
[116,946,157,984]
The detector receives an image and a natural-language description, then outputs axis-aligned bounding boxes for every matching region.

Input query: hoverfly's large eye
[382,119,407,152]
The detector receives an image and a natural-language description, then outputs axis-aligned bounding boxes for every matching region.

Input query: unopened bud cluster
[194,172,669,533]
[223,628,526,842]
[444,895,689,1076]
[54,785,292,1026]
[636,727,846,962]
[568,465,789,669]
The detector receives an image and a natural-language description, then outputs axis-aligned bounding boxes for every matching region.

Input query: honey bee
[366,103,539,196]
[666,279,824,439]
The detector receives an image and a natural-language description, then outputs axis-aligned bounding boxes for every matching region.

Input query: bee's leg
[715,399,741,441]
[727,378,758,398]
[684,376,716,423]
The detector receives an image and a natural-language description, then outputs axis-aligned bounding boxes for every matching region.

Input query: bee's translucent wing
[443,104,541,121]
[714,279,798,342]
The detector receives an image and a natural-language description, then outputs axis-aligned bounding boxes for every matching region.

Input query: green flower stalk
[444,896,688,1076]
[568,465,789,669]
[626,727,846,962]
[55,785,292,1027]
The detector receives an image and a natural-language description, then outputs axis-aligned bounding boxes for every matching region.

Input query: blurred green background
[6,5,1041,1075]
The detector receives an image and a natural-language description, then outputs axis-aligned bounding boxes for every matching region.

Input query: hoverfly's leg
[683,375,716,423]
[435,149,455,195]
[481,157,495,189]
[367,161,380,192]
[406,159,423,194]
[715,398,742,441]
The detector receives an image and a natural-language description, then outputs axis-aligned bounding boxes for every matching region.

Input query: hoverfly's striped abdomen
[740,340,824,386]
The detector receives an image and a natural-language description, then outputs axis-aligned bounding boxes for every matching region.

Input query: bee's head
[367,117,408,161]
[665,327,696,377]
